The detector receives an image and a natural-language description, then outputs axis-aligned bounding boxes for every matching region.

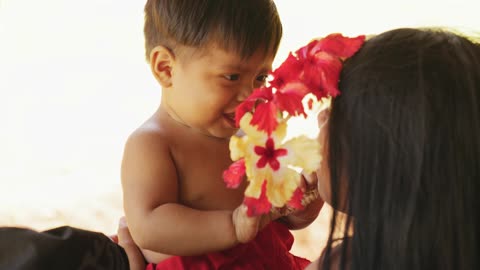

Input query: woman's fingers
[301,171,319,191]
[117,217,146,270]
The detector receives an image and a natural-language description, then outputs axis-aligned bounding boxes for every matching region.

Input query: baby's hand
[232,204,260,243]
[232,204,273,243]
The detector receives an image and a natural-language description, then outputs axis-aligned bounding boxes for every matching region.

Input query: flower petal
[238,113,267,141]
[250,102,279,135]
[282,136,322,173]
[223,159,246,188]
[235,87,274,127]
[256,155,268,169]
[287,187,304,210]
[254,145,266,155]
[244,180,272,216]
[266,169,301,207]
[244,176,264,198]
[309,33,366,59]
[304,52,342,99]
[270,120,287,142]
[270,53,304,89]
[235,99,256,127]
[274,83,309,117]
[270,148,288,171]
[229,135,247,161]
[307,98,314,110]
[296,34,366,59]
[250,86,275,101]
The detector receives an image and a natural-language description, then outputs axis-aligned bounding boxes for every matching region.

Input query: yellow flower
[230,113,321,208]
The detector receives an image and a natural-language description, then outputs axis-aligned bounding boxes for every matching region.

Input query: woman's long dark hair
[323,28,480,270]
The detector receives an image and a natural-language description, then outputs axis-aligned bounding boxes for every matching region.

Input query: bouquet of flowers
[223,34,365,216]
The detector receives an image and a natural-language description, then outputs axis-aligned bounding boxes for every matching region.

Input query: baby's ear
[149,46,174,88]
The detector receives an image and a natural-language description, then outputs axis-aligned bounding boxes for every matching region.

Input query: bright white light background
[0,0,479,235]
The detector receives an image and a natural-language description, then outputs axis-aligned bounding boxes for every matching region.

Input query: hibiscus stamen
[254,138,288,171]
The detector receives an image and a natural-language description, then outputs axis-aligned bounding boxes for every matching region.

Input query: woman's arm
[117,217,146,270]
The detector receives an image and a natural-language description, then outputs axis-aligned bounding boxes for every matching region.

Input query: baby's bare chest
[172,140,246,211]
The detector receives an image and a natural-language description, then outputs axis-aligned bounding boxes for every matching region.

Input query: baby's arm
[121,129,240,257]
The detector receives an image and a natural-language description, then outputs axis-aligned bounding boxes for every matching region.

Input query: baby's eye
[256,74,268,83]
[224,74,240,81]
[254,74,269,88]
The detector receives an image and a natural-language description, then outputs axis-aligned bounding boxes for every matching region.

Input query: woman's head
[321,28,480,270]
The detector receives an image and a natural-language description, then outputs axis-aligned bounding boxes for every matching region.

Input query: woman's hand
[117,217,146,270]
[302,171,319,191]
[278,173,324,230]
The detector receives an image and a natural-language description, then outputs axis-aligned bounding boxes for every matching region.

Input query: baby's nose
[236,85,254,102]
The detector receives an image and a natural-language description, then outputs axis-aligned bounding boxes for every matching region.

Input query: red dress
[146,221,310,270]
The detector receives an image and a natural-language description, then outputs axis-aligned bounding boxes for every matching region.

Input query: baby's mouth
[224,112,236,126]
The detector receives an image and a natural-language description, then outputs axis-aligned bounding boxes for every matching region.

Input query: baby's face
[164,43,274,139]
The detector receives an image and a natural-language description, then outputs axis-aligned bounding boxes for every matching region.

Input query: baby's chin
[223,128,241,139]
[207,127,240,140]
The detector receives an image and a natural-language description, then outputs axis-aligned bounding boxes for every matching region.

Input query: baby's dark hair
[324,28,480,270]
[143,0,282,61]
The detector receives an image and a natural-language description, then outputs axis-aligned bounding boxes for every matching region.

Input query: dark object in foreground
[0,226,129,270]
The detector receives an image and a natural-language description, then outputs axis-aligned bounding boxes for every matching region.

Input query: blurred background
[1,0,479,261]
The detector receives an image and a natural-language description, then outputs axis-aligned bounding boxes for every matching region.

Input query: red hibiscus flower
[244,180,272,216]
[303,51,342,100]
[235,87,275,128]
[270,53,304,89]
[297,34,366,59]
[287,187,305,210]
[274,82,310,117]
[223,159,246,188]
[254,138,288,171]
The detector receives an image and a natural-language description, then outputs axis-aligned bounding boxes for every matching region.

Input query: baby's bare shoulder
[121,119,174,170]
[127,118,170,149]
[121,118,181,220]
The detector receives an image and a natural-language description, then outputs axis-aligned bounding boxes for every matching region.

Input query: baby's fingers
[232,205,261,243]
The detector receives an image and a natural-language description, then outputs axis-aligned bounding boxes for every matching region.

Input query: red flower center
[254,138,288,171]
